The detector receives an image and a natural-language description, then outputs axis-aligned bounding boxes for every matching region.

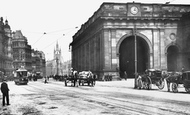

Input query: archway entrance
[119,35,149,78]
[167,45,179,71]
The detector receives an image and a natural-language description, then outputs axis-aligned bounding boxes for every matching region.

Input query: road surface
[0,79,190,115]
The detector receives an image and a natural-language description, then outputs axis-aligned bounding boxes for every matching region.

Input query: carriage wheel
[185,88,190,93]
[171,83,178,93]
[157,79,165,90]
[143,81,148,89]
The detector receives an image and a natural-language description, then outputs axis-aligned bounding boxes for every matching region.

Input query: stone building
[31,49,46,77]
[71,2,190,79]
[12,30,32,71]
[0,17,14,78]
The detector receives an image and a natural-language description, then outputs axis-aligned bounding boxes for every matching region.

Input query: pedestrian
[136,74,142,89]
[44,76,48,84]
[1,79,10,106]
[124,71,128,80]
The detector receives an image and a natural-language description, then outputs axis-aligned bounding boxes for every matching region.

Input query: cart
[137,69,165,90]
[167,71,190,93]
[78,71,95,86]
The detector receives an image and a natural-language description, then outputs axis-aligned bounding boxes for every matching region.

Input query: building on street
[12,30,32,71]
[70,2,190,79]
[0,17,14,79]
[31,49,46,77]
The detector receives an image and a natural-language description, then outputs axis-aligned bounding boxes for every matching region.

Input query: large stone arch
[164,42,181,54]
[116,32,153,55]
[116,32,153,78]
[165,43,181,71]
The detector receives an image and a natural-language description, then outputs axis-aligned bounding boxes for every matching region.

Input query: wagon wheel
[143,81,148,89]
[142,78,149,90]
[185,88,190,93]
[171,83,178,93]
[157,78,165,90]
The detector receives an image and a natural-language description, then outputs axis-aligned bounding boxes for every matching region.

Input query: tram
[14,68,29,85]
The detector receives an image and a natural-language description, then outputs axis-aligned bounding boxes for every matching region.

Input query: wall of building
[177,13,190,71]
[72,23,103,77]
[71,2,190,79]
[0,17,14,79]
[12,30,32,72]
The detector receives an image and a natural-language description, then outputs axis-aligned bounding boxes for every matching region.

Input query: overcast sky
[1,0,190,61]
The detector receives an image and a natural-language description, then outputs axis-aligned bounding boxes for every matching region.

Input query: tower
[54,41,62,75]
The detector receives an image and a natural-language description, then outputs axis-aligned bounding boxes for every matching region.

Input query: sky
[1,0,190,61]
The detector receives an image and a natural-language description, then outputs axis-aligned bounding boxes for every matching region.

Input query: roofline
[72,2,190,40]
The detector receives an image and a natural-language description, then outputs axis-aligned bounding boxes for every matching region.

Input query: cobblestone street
[0,79,190,115]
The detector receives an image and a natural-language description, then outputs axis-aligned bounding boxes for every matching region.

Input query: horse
[165,72,182,92]
[136,73,152,90]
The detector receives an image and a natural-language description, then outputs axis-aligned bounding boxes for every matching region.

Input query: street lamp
[134,24,138,89]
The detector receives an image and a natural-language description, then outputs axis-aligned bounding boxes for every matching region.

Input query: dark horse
[165,72,182,92]
[65,70,79,87]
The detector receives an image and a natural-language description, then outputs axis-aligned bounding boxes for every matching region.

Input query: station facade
[71,2,190,79]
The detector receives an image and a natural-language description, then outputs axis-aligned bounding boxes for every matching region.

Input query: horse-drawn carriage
[165,71,190,93]
[137,69,165,90]
[64,70,78,87]
[78,71,95,86]
[64,70,96,87]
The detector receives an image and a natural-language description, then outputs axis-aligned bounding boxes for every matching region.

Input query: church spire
[56,41,59,50]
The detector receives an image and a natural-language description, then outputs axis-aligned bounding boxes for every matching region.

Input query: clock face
[130,6,139,15]
[170,33,176,41]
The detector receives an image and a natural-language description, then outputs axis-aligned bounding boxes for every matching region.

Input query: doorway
[167,45,179,71]
[119,35,149,78]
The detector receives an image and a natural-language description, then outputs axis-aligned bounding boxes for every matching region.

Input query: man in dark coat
[1,79,10,106]
[124,71,128,81]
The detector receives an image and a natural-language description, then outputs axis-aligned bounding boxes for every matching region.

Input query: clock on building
[170,33,176,41]
[130,6,139,15]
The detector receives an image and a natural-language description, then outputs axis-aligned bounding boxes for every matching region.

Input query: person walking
[124,71,128,81]
[1,79,10,106]
[44,76,48,84]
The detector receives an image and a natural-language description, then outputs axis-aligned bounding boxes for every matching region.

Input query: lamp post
[134,24,138,89]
